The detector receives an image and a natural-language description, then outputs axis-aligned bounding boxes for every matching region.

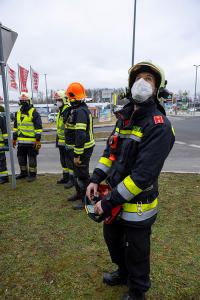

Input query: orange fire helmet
[65,82,86,101]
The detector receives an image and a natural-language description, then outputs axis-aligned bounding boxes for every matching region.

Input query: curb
[43,124,115,132]
[42,138,108,144]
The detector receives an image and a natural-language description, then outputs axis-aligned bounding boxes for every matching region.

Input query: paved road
[7,116,200,174]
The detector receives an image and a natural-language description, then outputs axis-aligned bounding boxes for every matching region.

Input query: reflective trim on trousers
[18,140,35,144]
[0,171,8,177]
[120,207,158,222]
[58,141,65,146]
[68,169,74,175]
[29,167,37,172]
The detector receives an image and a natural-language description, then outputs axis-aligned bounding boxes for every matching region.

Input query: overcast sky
[1,0,200,99]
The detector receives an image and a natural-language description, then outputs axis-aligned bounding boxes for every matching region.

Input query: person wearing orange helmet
[13,92,43,182]
[64,82,95,209]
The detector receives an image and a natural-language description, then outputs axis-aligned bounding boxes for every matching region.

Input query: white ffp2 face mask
[56,100,63,107]
[131,78,153,103]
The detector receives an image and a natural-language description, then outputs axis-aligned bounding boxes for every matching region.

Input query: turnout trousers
[66,147,93,199]
[0,152,8,179]
[103,217,156,293]
[58,146,73,180]
[17,145,38,177]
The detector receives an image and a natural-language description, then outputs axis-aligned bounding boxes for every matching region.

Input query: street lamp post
[132,0,137,66]
[44,73,49,115]
[193,64,200,113]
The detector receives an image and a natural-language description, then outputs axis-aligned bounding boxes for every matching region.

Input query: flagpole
[30,66,34,102]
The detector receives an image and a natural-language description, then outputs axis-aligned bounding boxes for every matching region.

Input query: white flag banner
[31,67,39,93]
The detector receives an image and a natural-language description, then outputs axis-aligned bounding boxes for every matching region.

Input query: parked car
[48,112,58,123]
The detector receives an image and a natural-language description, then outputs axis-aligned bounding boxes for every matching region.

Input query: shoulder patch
[153,115,164,124]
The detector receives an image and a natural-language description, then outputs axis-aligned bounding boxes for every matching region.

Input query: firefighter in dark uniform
[65,82,95,210]
[54,90,74,187]
[87,62,175,300]
[0,104,9,184]
[13,92,43,182]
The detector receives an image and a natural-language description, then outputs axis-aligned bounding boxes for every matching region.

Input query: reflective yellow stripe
[74,147,84,154]
[99,157,112,168]
[76,123,87,130]
[66,123,76,129]
[122,198,158,212]
[0,170,8,175]
[3,133,8,138]
[35,129,42,133]
[84,139,95,149]
[18,137,36,143]
[172,126,175,136]
[89,114,94,142]
[124,176,142,196]
[119,129,143,138]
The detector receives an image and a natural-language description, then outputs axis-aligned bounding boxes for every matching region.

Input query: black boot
[103,269,127,286]
[57,178,68,184]
[64,175,74,189]
[16,172,28,179]
[72,201,85,210]
[27,172,36,182]
[57,172,69,184]
[0,176,9,184]
[121,291,145,300]
[67,193,82,202]
[27,176,36,182]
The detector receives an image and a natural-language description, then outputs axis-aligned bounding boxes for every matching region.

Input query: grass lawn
[0,173,200,300]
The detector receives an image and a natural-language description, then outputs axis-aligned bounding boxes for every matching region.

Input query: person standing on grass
[13,92,42,182]
[54,90,74,187]
[86,61,175,300]
[64,82,95,210]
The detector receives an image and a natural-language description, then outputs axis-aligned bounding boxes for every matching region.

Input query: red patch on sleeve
[153,115,164,124]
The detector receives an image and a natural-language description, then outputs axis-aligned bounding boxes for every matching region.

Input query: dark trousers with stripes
[58,146,71,180]
[0,152,8,178]
[66,147,93,198]
[17,145,38,177]
[103,217,156,294]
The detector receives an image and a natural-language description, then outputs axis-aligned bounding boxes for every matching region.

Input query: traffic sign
[0,24,18,74]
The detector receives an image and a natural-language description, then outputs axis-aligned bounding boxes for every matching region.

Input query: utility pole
[44,73,49,114]
[193,65,200,114]
[132,0,137,66]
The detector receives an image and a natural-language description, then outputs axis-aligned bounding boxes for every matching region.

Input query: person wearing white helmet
[87,61,175,300]
[54,90,74,187]
[13,92,42,182]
